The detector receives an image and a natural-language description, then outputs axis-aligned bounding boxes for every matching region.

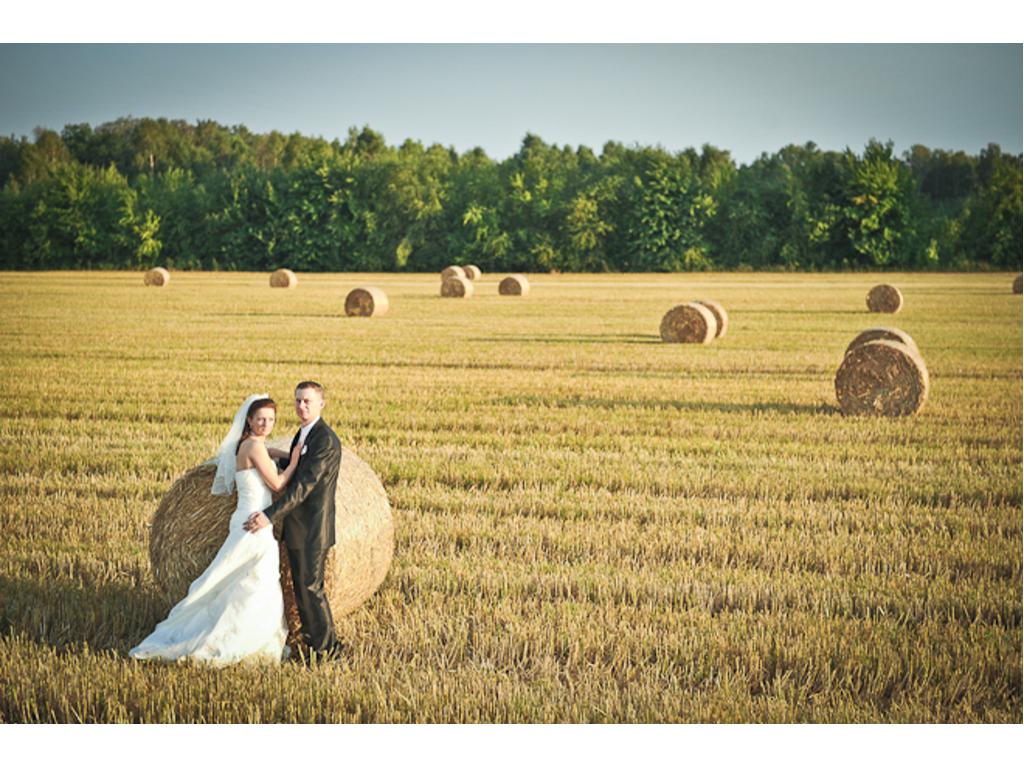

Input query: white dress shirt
[298,417,320,448]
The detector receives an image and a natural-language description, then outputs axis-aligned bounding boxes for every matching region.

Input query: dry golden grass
[0,271,1020,723]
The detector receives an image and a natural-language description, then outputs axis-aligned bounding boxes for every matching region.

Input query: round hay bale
[345,286,390,317]
[441,265,466,280]
[498,274,530,296]
[695,299,728,339]
[834,339,929,417]
[143,267,170,287]
[464,265,482,280]
[1013,274,1022,294]
[659,302,717,344]
[866,284,903,313]
[441,276,473,298]
[148,439,394,648]
[270,269,298,288]
[845,327,919,357]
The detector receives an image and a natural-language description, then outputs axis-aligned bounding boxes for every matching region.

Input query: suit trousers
[286,544,339,652]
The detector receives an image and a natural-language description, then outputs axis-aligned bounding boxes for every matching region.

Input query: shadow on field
[469,333,662,345]
[741,309,868,315]
[490,394,838,415]
[205,311,341,320]
[0,572,170,656]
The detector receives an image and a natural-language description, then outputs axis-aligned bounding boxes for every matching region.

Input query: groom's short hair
[296,380,324,397]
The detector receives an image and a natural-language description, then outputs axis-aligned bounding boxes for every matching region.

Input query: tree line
[0,117,1020,272]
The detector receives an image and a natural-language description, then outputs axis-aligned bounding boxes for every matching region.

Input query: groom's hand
[243,511,270,534]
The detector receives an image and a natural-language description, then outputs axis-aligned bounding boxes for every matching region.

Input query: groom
[244,380,344,659]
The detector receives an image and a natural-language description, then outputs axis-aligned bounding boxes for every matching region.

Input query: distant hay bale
[498,274,530,296]
[464,265,482,280]
[270,269,298,288]
[659,302,717,344]
[866,284,903,313]
[695,299,728,339]
[143,267,170,287]
[834,339,929,416]
[1014,274,1022,294]
[845,327,919,357]
[148,440,394,648]
[441,276,473,298]
[345,286,390,317]
[441,265,466,280]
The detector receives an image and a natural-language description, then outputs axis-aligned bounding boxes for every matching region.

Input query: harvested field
[0,271,1020,723]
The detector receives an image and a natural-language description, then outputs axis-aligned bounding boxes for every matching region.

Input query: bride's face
[247,407,276,438]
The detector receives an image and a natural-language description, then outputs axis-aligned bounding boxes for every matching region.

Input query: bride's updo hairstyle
[237,397,277,452]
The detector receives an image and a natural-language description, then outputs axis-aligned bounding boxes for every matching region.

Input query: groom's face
[294,387,324,426]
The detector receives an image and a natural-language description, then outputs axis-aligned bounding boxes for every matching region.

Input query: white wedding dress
[130,468,288,666]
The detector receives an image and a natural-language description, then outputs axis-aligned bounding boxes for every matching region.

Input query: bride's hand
[290,442,303,465]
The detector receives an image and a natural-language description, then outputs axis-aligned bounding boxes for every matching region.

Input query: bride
[130,394,302,666]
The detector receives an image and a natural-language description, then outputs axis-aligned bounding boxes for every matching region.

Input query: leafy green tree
[25,164,137,268]
[6,129,74,187]
[498,134,595,271]
[136,168,212,268]
[445,148,509,270]
[836,140,917,268]
[0,137,21,188]
[707,155,792,269]
[64,118,137,176]
[0,117,1020,273]
[0,182,33,267]
[563,177,620,271]
[460,203,511,266]
[955,144,1023,268]
[625,149,714,271]
[124,206,162,267]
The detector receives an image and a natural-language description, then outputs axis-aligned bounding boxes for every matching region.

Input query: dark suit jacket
[265,419,342,551]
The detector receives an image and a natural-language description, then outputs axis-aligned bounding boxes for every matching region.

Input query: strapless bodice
[234,467,272,513]
[130,465,287,666]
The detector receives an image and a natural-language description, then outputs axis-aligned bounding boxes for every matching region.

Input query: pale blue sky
[0,44,1020,164]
